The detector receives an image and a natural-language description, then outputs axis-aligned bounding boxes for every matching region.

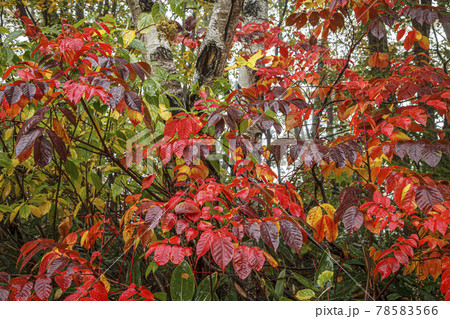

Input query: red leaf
[34,277,52,300]
[178,117,193,139]
[233,246,252,280]
[55,274,72,293]
[170,246,185,265]
[4,85,22,105]
[175,219,189,235]
[16,128,43,157]
[186,228,198,242]
[10,277,33,301]
[161,213,176,233]
[394,250,408,266]
[144,206,165,230]
[415,185,444,213]
[174,202,201,215]
[34,136,53,167]
[142,173,156,190]
[260,221,279,251]
[196,230,214,258]
[211,236,234,272]
[154,244,171,266]
[375,257,400,280]
[248,247,265,272]
[279,219,303,255]
[245,222,261,241]
[342,206,363,234]
[124,91,142,113]
[119,284,137,301]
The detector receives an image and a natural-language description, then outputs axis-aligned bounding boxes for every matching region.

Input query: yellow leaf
[225,50,265,71]
[123,30,136,48]
[100,274,110,292]
[123,224,135,243]
[262,250,278,267]
[30,205,43,218]
[320,203,336,219]
[4,128,13,140]
[307,206,322,227]
[93,198,105,211]
[159,103,172,121]
[2,182,11,200]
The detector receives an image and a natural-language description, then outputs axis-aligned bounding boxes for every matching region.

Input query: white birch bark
[127,0,182,103]
[193,0,245,89]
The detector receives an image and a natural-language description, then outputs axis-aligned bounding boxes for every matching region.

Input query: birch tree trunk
[127,0,182,104]
[193,0,245,89]
[238,0,268,89]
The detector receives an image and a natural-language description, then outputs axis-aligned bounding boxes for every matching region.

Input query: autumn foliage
[0,0,450,301]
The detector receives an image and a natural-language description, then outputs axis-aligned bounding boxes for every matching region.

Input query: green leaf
[0,154,13,170]
[169,0,184,17]
[145,260,158,279]
[170,260,195,301]
[151,2,167,21]
[194,273,218,301]
[153,292,167,301]
[65,160,79,181]
[0,26,10,34]
[0,204,14,213]
[296,289,315,300]
[74,18,87,28]
[275,269,286,298]
[314,251,334,286]
[292,273,320,292]
[317,270,334,287]
[19,204,31,220]
[137,12,154,34]
[4,30,25,46]
[129,39,146,52]
[90,172,102,192]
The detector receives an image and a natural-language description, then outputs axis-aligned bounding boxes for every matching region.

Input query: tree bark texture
[127,0,183,103]
[193,0,245,89]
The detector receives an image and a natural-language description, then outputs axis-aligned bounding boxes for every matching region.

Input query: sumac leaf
[58,107,77,126]
[34,136,53,167]
[46,130,67,161]
[34,277,52,300]
[245,222,261,242]
[124,91,142,113]
[145,206,165,230]
[415,185,444,213]
[20,83,37,101]
[211,236,234,272]
[0,286,9,301]
[196,230,214,258]
[54,274,72,293]
[4,85,22,105]
[15,128,43,157]
[279,219,303,255]
[185,16,197,31]
[248,247,265,271]
[154,244,171,266]
[422,143,441,167]
[175,202,201,215]
[233,246,251,280]
[17,115,44,141]
[260,221,279,251]
[342,206,363,234]
[406,141,425,163]
[109,86,124,109]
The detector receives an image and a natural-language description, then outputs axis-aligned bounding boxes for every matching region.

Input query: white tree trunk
[238,0,268,89]
[193,0,245,89]
[127,0,182,104]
